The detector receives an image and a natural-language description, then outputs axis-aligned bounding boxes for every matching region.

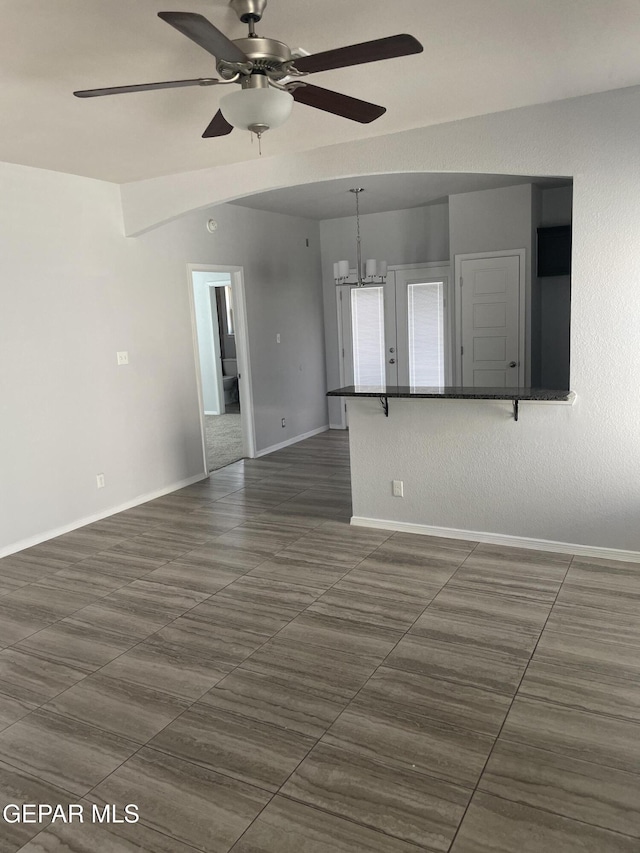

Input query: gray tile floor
[0,430,639,851]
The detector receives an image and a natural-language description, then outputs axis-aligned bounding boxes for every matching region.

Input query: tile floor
[0,430,639,851]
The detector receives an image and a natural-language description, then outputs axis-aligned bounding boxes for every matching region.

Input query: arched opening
[178,170,571,444]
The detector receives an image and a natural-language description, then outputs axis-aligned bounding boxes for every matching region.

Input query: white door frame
[187,263,256,474]
[192,272,226,417]
[454,249,526,386]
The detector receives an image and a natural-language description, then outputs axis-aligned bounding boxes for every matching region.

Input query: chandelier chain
[334,188,386,288]
[351,187,364,286]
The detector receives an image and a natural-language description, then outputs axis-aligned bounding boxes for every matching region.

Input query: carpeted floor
[205,413,244,471]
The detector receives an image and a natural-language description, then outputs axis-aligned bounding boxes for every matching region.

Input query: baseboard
[255,425,329,458]
[0,472,208,559]
[329,422,347,430]
[350,516,640,563]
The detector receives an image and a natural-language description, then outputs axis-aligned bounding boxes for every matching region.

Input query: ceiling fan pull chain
[249,130,262,154]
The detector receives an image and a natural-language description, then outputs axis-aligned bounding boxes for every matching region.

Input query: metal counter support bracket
[513,400,519,421]
[380,395,389,417]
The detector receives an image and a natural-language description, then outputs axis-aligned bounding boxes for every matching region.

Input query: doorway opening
[188,264,255,473]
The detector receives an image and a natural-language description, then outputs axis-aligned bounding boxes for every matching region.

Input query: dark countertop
[327,385,572,401]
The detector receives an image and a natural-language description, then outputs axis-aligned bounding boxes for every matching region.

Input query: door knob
[389,358,396,364]
[509,361,517,368]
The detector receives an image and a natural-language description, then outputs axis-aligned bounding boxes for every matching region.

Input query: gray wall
[335,87,640,553]
[531,185,543,385]
[204,203,328,450]
[541,186,573,225]
[116,84,640,554]
[449,183,534,257]
[539,185,572,389]
[449,183,535,384]
[0,170,327,555]
[540,282,571,390]
[134,204,328,452]
[320,202,449,425]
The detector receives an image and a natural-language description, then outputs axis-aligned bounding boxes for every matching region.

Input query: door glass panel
[408,281,445,386]
[351,286,385,386]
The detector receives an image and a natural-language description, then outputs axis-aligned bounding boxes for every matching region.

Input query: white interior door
[192,272,226,415]
[459,254,523,387]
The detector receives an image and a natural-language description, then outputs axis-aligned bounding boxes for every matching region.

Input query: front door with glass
[339,264,450,396]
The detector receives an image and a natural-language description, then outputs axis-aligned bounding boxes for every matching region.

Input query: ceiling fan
[73,0,423,143]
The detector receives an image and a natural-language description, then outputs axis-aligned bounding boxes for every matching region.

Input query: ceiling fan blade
[74,78,219,98]
[293,34,423,74]
[202,110,234,138]
[291,84,385,123]
[158,12,248,63]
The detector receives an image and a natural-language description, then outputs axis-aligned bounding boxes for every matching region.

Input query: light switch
[276,334,281,344]
[117,351,129,365]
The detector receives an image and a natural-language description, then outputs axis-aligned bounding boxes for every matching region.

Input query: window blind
[351,286,385,386]
[408,281,445,386]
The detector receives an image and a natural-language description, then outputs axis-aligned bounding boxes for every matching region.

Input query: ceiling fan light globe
[220,87,293,132]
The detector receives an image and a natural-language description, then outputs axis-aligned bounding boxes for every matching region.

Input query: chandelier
[333,188,388,287]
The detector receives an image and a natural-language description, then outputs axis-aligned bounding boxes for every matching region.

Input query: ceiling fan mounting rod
[240,73,269,89]
[351,188,365,286]
[230,0,267,25]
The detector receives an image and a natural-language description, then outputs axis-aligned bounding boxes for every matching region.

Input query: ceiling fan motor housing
[222,37,292,80]
[230,0,268,24]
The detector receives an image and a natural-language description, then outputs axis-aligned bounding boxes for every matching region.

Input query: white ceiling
[2,0,640,183]
[229,173,571,220]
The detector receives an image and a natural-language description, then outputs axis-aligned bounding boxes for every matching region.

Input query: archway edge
[119,97,584,236]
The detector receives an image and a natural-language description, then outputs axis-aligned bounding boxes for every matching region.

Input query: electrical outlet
[281,417,286,428]
[392,480,404,497]
[116,351,129,366]
[96,473,105,489]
